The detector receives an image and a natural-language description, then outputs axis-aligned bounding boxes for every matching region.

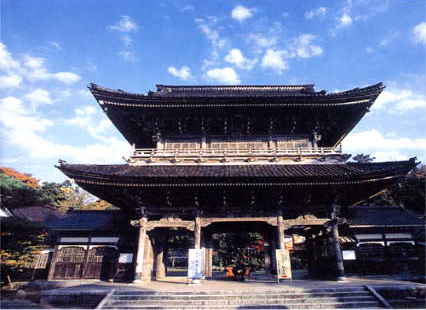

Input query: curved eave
[88,83,384,108]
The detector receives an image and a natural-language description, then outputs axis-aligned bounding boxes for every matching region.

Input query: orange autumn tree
[0,167,40,188]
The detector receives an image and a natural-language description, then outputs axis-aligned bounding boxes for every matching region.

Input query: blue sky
[1,0,425,183]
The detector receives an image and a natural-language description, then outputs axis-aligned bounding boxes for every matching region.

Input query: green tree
[0,217,48,282]
[0,173,48,208]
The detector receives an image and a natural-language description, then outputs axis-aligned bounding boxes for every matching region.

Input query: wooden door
[83,247,118,280]
[52,247,86,279]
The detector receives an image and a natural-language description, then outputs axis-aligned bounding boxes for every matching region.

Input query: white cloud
[107,16,138,61]
[204,67,240,85]
[231,5,255,22]
[21,54,81,84]
[196,19,226,48]
[248,34,277,49]
[0,96,54,133]
[224,49,257,70]
[293,34,323,58]
[65,106,114,143]
[180,5,194,12]
[344,129,426,162]
[23,88,53,110]
[0,73,22,89]
[338,13,352,28]
[412,22,426,45]
[23,54,50,80]
[261,49,288,74]
[168,66,192,80]
[79,89,92,97]
[53,72,81,85]
[118,50,136,62]
[121,35,132,46]
[48,41,62,51]
[374,89,426,113]
[365,46,373,53]
[305,7,327,19]
[76,106,97,116]
[107,15,138,32]
[0,42,21,71]
[195,18,227,70]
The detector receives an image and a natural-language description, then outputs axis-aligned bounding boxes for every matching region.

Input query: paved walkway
[40,275,426,294]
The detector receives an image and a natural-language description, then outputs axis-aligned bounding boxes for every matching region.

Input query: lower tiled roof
[56,159,417,185]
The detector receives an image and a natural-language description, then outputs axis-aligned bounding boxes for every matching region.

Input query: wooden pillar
[204,232,213,278]
[332,206,345,281]
[133,217,147,283]
[271,233,277,274]
[155,244,165,280]
[194,211,201,249]
[277,211,285,250]
[263,229,272,276]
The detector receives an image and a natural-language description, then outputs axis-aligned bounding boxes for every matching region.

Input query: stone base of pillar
[337,276,348,282]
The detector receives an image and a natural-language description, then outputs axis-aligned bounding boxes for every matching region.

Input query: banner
[276,249,292,280]
[187,249,205,279]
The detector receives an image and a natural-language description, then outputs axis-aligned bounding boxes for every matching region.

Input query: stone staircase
[97,286,388,309]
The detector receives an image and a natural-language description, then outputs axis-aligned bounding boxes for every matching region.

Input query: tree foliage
[213,231,264,268]
[57,181,117,212]
[0,217,48,281]
[368,164,425,216]
[0,167,117,212]
[0,167,40,188]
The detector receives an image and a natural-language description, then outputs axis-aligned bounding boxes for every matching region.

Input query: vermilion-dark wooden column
[331,205,345,281]
[277,210,285,250]
[155,239,165,280]
[194,211,201,249]
[133,217,147,283]
[263,229,272,276]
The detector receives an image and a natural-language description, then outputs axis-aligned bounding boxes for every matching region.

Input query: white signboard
[342,250,356,260]
[119,253,133,263]
[187,249,204,279]
[276,249,292,280]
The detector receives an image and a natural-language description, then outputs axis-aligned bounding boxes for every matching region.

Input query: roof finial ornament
[58,159,67,166]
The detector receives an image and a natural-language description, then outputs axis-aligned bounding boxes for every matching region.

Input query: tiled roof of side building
[56,159,417,183]
[9,205,64,223]
[346,206,424,227]
[46,210,126,231]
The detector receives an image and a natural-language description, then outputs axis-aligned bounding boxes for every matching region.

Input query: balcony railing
[131,145,342,159]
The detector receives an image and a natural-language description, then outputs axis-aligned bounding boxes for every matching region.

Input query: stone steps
[98,286,385,309]
[111,292,371,300]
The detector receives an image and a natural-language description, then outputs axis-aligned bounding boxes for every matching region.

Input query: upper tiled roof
[89,83,384,99]
[346,206,424,227]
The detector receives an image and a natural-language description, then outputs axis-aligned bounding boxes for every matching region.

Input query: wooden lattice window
[34,253,49,269]
[55,247,85,263]
[277,138,311,149]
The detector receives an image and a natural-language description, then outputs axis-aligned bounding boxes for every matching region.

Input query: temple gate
[54,83,417,282]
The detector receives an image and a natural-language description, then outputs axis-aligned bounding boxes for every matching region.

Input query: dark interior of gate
[143,221,329,281]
